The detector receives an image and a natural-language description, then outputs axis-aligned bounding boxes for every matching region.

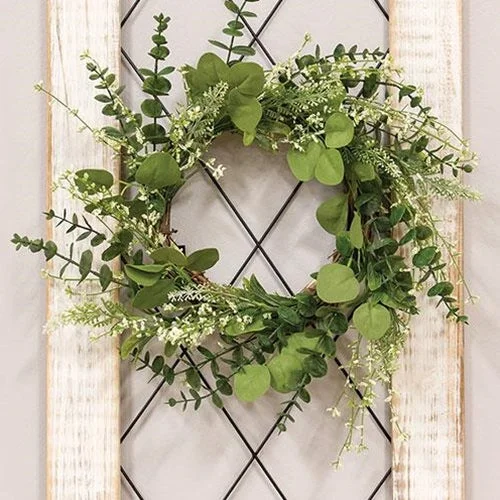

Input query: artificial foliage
[13,3,479,464]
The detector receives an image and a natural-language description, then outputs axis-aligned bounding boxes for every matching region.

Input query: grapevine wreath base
[13,6,478,464]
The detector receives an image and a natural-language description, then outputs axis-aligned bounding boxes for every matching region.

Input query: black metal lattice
[120,1,392,498]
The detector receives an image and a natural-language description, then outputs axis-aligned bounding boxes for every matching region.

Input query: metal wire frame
[119,1,393,498]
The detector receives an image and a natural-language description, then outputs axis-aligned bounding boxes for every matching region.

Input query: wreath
[13,5,478,464]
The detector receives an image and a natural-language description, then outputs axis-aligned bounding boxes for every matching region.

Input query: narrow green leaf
[132,279,175,309]
[186,248,219,272]
[78,250,93,280]
[99,264,113,291]
[349,212,364,249]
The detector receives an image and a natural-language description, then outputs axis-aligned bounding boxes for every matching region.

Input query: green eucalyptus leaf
[303,355,328,378]
[143,76,171,96]
[231,45,256,56]
[352,302,392,340]
[352,161,376,182]
[132,279,175,309]
[415,225,433,241]
[140,99,163,118]
[209,39,231,51]
[316,194,348,235]
[99,264,113,291]
[428,281,454,297]
[194,52,229,90]
[234,364,271,402]
[186,248,219,272]
[150,246,187,267]
[412,246,438,268]
[349,212,364,249]
[75,169,114,193]
[124,264,165,286]
[389,205,406,226]
[44,241,58,261]
[325,112,355,148]
[267,353,304,393]
[315,148,345,185]
[136,152,181,189]
[228,62,265,96]
[120,333,149,360]
[227,89,262,133]
[283,331,329,360]
[335,232,352,257]
[243,131,255,146]
[78,250,93,280]
[316,263,360,304]
[286,142,321,182]
[141,123,168,145]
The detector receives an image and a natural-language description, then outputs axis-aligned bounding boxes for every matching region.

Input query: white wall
[463,1,500,498]
[0,2,46,499]
[0,0,498,498]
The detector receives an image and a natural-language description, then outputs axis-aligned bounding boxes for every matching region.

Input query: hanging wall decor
[15,0,476,483]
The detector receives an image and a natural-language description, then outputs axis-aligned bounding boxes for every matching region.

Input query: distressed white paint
[389,1,465,499]
[47,1,120,498]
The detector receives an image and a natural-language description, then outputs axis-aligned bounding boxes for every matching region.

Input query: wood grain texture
[389,1,465,499]
[47,1,120,498]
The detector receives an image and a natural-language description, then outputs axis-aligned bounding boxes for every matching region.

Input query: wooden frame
[389,1,465,499]
[46,1,121,498]
[46,1,464,498]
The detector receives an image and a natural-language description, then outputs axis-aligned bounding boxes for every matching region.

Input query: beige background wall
[0,0,498,498]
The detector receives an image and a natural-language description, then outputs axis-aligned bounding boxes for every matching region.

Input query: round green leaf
[195,52,229,89]
[352,302,392,340]
[316,263,360,304]
[75,169,114,193]
[283,331,329,359]
[325,112,355,148]
[286,142,321,182]
[141,99,163,118]
[228,62,265,96]
[316,194,348,235]
[150,246,187,267]
[132,279,175,309]
[267,353,304,393]
[227,89,262,133]
[315,148,345,185]
[186,248,219,272]
[135,152,181,189]
[234,364,271,402]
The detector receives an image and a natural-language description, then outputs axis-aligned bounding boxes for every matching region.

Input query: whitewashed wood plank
[389,1,465,499]
[47,1,121,498]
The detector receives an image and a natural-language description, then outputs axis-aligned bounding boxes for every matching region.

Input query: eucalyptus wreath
[13,3,479,465]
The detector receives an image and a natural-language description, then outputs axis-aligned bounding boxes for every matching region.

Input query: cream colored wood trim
[46,1,121,498]
[389,1,465,498]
